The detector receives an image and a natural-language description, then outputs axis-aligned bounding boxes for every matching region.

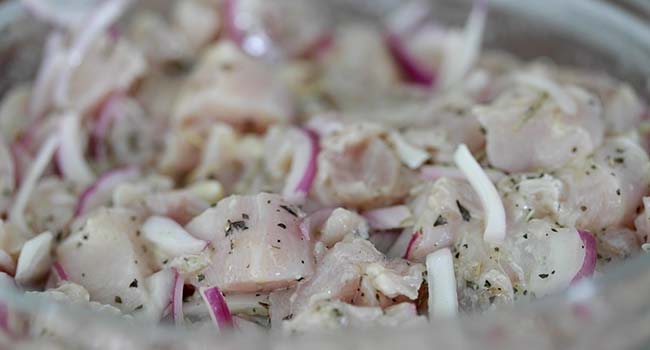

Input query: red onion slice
[172,269,184,327]
[282,128,319,205]
[57,113,95,187]
[200,286,234,330]
[299,208,335,241]
[74,166,139,217]
[571,230,597,283]
[52,261,69,281]
[403,230,422,259]
[386,33,437,87]
[363,205,413,230]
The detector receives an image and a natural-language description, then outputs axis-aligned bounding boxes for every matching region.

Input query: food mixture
[1,0,650,341]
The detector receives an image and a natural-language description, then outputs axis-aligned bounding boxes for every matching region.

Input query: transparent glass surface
[1,0,650,349]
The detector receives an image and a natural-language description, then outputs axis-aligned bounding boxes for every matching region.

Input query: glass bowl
[1,0,649,349]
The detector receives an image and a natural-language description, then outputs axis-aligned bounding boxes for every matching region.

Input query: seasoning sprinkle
[456,200,471,222]
[129,279,138,288]
[279,205,298,217]
[433,215,448,227]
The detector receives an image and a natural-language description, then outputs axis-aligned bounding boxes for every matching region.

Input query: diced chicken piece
[173,42,294,132]
[112,175,174,210]
[314,123,411,209]
[283,300,425,333]
[0,84,32,142]
[319,24,400,111]
[158,131,202,178]
[56,208,154,312]
[402,93,485,163]
[62,35,147,114]
[497,172,564,224]
[134,69,184,123]
[557,137,650,232]
[601,84,645,134]
[289,238,423,314]
[171,0,220,53]
[0,221,29,256]
[144,188,211,226]
[319,208,369,247]
[498,220,587,298]
[104,97,158,167]
[0,136,15,216]
[129,11,192,64]
[596,227,640,263]
[263,126,296,182]
[185,193,314,292]
[269,287,295,328]
[476,81,604,172]
[24,178,76,235]
[392,178,483,262]
[190,123,265,193]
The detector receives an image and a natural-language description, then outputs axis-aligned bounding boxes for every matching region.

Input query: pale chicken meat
[476,78,604,172]
[56,208,154,312]
[172,42,294,132]
[314,123,412,209]
[185,193,314,292]
[556,137,650,232]
[391,178,483,262]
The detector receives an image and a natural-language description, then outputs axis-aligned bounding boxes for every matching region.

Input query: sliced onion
[0,250,15,275]
[453,144,506,244]
[139,268,175,321]
[56,113,95,187]
[514,72,577,115]
[223,0,246,49]
[21,0,94,28]
[52,261,69,281]
[141,216,209,257]
[224,293,269,316]
[440,0,488,89]
[90,92,126,159]
[15,231,53,286]
[200,286,234,330]
[74,166,139,217]
[172,269,185,327]
[403,230,422,259]
[420,165,504,183]
[387,131,429,169]
[282,128,319,205]
[9,134,60,233]
[571,230,597,283]
[386,33,437,87]
[298,208,335,241]
[426,248,458,318]
[363,205,413,230]
[29,32,66,120]
[54,0,133,106]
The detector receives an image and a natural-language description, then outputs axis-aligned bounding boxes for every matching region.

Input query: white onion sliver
[57,113,95,186]
[15,231,53,286]
[139,268,175,321]
[200,286,234,330]
[75,166,139,217]
[224,293,269,316]
[282,128,319,204]
[0,250,15,275]
[453,144,506,243]
[9,134,60,234]
[514,72,577,115]
[440,0,487,88]
[426,248,458,318]
[54,0,133,105]
[172,269,184,327]
[363,205,413,230]
[387,132,429,169]
[29,32,66,120]
[142,216,208,257]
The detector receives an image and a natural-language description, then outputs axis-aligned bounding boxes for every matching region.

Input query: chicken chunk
[185,193,314,292]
